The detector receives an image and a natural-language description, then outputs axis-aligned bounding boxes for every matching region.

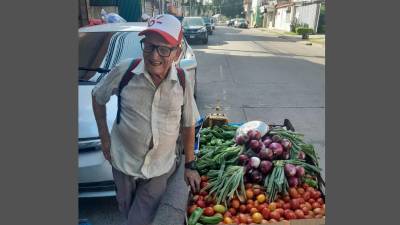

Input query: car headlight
[199,27,207,32]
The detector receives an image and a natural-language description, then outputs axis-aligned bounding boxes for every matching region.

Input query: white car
[78,22,197,198]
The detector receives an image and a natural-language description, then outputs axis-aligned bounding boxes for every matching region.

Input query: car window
[182,18,204,27]
[79,31,143,82]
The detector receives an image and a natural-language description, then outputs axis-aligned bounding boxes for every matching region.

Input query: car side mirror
[179,59,197,71]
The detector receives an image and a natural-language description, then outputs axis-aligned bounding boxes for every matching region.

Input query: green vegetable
[221,140,235,147]
[303,177,318,188]
[188,207,204,225]
[203,165,246,205]
[196,145,242,175]
[210,130,224,139]
[221,130,236,139]
[221,124,239,131]
[264,160,287,202]
[198,213,224,224]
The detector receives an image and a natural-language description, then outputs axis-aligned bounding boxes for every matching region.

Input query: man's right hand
[92,94,112,163]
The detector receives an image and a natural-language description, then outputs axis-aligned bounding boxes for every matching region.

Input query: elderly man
[91,14,200,225]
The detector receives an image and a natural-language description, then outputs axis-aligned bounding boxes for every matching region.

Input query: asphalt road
[79,25,325,225]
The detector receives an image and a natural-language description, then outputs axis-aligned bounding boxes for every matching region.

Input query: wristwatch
[185,160,197,170]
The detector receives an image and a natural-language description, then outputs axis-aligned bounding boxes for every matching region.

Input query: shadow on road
[193,52,325,109]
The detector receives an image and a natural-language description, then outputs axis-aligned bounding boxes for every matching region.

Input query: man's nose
[149,47,161,58]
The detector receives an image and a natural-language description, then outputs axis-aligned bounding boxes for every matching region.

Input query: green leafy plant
[295,27,314,36]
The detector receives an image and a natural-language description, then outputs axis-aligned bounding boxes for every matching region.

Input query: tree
[215,0,244,18]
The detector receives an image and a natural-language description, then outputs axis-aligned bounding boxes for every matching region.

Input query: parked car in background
[201,17,213,35]
[234,18,248,28]
[78,22,198,198]
[182,17,208,44]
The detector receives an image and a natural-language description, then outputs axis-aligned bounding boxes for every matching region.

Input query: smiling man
[91,14,200,225]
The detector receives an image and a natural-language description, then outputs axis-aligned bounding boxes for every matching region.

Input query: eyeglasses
[140,39,177,57]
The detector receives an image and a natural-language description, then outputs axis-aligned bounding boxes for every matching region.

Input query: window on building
[89,0,119,6]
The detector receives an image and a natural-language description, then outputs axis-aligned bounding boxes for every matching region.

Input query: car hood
[184,25,204,30]
[79,85,117,139]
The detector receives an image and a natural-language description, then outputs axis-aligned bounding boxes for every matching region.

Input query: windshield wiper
[79,67,111,73]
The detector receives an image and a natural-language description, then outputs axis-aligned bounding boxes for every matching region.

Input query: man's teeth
[150,61,162,65]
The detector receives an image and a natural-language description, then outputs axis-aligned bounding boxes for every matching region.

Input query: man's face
[142,32,180,78]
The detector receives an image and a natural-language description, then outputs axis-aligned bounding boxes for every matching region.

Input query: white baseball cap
[139,14,183,46]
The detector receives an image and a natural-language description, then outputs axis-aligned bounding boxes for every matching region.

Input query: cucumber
[198,214,223,225]
[188,208,204,225]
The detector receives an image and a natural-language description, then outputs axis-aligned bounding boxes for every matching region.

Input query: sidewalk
[253,27,325,46]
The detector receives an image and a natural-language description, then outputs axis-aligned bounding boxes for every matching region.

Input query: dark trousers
[112,163,177,225]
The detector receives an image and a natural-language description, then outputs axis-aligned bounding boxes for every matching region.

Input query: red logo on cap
[148,15,164,27]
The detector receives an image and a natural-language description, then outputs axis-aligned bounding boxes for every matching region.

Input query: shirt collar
[130,59,178,82]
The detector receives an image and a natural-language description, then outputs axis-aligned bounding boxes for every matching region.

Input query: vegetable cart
[186,111,325,225]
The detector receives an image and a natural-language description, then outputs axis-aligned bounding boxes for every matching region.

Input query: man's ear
[174,46,182,61]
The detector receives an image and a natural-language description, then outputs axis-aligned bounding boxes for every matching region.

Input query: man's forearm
[182,126,195,163]
[92,95,110,143]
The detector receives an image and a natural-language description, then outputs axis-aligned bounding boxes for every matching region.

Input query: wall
[294,3,320,32]
[274,6,293,31]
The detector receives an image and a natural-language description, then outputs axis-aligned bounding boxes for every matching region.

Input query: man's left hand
[184,168,201,193]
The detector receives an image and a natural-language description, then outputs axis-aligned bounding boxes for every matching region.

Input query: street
[79,25,325,225]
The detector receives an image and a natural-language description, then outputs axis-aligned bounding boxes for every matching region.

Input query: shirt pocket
[159,83,183,111]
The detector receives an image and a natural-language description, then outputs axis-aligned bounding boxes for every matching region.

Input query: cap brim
[138,28,180,46]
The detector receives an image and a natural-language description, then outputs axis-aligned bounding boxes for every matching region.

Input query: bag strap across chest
[116,58,186,124]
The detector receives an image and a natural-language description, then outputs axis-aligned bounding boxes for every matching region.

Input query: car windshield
[183,18,204,27]
[79,31,143,82]
[238,19,246,23]
[202,17,210,23]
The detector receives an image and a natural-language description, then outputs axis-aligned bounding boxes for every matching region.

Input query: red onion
[297,151,306,160]
[263,137,273,147]
[259,160,273,175]
[295,166,305,177]
[284,163,297,177]
[250,170,263,183]
[281,139,292,150]
[283,151,290,160]
[288,176,299,187]
[266,148,274,160]
[258,148,269,160]
[245,164,253,173]
[247,130,261,140]
[250,157,261,168]
[238,154,249,165]
[249,140,260,152]
[269,142,284,156]
[235,135,248,145]
[254,130,261,140]
[252,141,265,154]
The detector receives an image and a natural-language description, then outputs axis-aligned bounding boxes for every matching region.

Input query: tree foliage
[213,0,244,18]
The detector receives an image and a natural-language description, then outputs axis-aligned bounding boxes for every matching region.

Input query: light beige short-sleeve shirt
[92,58,199,178]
